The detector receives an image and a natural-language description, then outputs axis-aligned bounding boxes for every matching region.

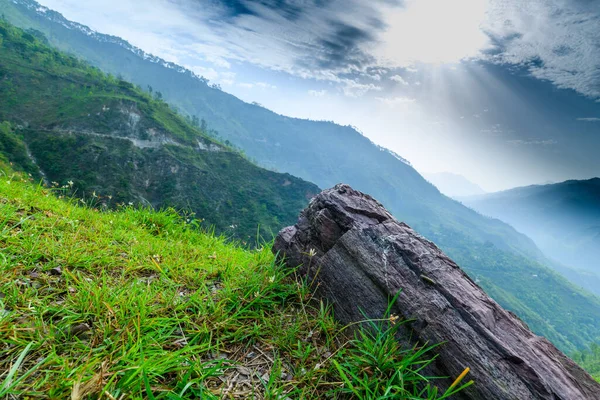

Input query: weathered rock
[273,184,600,400]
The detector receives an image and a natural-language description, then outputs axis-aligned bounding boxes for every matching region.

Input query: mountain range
[1,0,600,352]
[424,172,486,198]
[463,178,600,281]
[0,20,318,242]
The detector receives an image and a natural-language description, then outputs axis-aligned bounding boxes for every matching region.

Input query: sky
[35,0,600,191]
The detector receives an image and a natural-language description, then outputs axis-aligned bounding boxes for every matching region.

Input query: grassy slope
[0,170,473,399]
[0,19,319,244]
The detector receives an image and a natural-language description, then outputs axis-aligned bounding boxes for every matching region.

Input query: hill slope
[2,2,600,352]
[0,19,319,243]
[463,178,600,275]
[0,168,479,398]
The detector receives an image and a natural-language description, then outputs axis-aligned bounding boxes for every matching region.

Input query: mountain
[0,19,319,243]
[2,2,600,352]
[0,0,542,258]
[424,172,486,198]
[462,178,600,276]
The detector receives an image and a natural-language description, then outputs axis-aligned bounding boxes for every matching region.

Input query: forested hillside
[573,344,600,382]
[0,19,319,242]
[463,179,600,277]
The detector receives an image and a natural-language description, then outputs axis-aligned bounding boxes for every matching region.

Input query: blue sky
[36,0,600,191]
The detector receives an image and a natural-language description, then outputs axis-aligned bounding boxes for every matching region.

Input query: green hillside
[0,19,319,243]
[1,7,600,353]
[573,344,600,382]
[462,179,600,294]
[0,168,475,398]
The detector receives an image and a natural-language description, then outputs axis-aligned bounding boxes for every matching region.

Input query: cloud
[577,117,600,122]
[238,81,277,90]
[390,75,409,85]
[508,139,558,146]
[482,0,600,98]
[37,0,600,100]
[342,81,382,97]
[375,96,416,107]
[255,82,278,90]
[308,90,327,97]
[179,0,398,80]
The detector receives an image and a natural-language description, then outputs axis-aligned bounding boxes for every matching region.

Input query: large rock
[273,184,600,400]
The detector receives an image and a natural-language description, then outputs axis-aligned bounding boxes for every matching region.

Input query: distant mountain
[3,0,600,352]
[424,172,486,198]
[0,20,319,242]
[0,0,542,257]
[463,178,600,277]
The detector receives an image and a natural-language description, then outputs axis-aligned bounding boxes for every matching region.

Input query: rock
[273,184,600,400]
[49,267,62,276]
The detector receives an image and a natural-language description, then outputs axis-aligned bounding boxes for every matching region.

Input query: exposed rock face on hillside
[273,184,600,399]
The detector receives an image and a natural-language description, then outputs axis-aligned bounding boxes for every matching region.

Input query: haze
[36,0,600,191]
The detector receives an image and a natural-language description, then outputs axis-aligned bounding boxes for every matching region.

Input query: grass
[0,170,472,399]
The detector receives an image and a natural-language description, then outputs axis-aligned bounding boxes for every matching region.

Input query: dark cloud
[313,20,376,69]
[217,0,257,17]
[193,0,398,78]
[483,0,600,98]
[216,0,308,20]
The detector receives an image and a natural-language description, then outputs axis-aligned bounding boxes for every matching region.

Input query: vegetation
[573,344,600,382]
[463,179,600,295]
[423,227,600,352]
[2,0,600,354]
[0,170,472,398]
[0,18,319,244]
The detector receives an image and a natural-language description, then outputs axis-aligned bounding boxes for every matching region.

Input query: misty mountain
[0,20,319,242]
[0,0,541,257]
[424,172,486,198]
[3,0,600,352]
[463,178,600,277]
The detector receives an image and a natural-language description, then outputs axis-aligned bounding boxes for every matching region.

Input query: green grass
[0,171,471,399]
